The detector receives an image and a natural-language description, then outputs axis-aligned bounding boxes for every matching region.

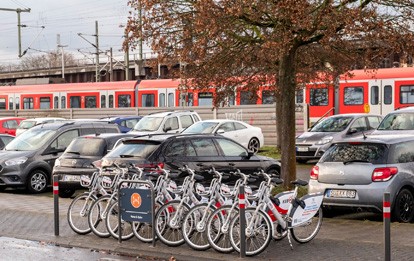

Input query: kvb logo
[131,193,142,208]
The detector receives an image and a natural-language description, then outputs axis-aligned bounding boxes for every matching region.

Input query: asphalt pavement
[0,191,414,261]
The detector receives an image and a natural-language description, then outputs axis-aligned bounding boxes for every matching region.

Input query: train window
[168,93,174,107]
[40,97,51,109]
[384,85,392,104]
[0,98,6,110]
[70,96,81,108]
[85,96,97,108]
[61,96,66,109]
[15,97,20,109]
[23,98,34,109]
[240,91,257,105]
[159,93,166,107]
[400,85,414,104]
[310,88,328,106]
[199,92,213,106]
[141,94,154,107]
[119,94,131,108]
[101,95,106,108]
[344,87,363,105]
[9,99,13,110]
[109,95,114,108]
[54,96,59,109]
[262,90,275,104]
[371,86,379,105]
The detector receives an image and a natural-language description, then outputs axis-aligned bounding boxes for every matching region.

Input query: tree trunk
[275,88,282,150]
[278,50,297,188]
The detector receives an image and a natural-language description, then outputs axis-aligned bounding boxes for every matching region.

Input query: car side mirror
[243,151,254,159]
[163,126,172,132]
[216,129,225,134]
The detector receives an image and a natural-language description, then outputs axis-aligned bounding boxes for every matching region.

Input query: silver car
[295,113,382,163]
[308,134,414,223]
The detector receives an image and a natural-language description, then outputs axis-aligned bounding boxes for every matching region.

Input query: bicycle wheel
[67,193,97,235]
[88,195,117,238]
[229,208,272,257]
[155,200,190,247]
[182,203,216,251]
[290,207,323,243]
[105,201,134,240]
[206,205,239,253]
[132,201,162,243]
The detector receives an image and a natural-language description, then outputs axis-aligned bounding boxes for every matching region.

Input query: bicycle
[228,170,323,256]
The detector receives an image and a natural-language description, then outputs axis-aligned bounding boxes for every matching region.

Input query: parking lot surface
[0,192,413,260]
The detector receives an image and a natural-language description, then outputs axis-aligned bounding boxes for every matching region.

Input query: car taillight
[138,162,165,172]
[310,166,319,180]
[372,167,398,182]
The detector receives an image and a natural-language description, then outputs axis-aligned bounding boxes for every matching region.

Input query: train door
[369,79,394,115]
[8,94,14,110]
[107,91,115,108]
[100,90,108,108]
[53,92,60,109]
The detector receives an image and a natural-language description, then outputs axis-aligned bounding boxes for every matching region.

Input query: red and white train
[2,67,414,120]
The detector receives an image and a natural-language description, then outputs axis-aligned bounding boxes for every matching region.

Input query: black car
[99,134,281,183]
[0,121,120,194]
[53,133,137,197]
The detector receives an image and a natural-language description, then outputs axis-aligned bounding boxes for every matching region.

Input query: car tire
[248,138,260,154]
[393,188,414,223]
[27,169,48,193]
[59,188,76,198]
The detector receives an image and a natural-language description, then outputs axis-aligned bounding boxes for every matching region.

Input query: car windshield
[320,142,388,164]
[182,122,218,134]
[310,116,353,132]
[133,117,163,131]
[377,113,414,130]
[104,140,160,158]
[65,138,106,156]
[18,121,36,129]
[5,128,57,151]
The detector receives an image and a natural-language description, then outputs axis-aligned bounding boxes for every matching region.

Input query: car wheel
[393,188,414,223]
[248,138,260,154]
[27,170,48,193]
[59,188,76,198]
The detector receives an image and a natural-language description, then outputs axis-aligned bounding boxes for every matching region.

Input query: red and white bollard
[239,185,246,258]
[383,192,390,261]
[53,175,59,236]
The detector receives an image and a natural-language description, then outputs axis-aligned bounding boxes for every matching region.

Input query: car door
[217,122,240,143]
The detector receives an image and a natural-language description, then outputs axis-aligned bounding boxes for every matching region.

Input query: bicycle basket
[80,175,92,187]
[101,176,113,189]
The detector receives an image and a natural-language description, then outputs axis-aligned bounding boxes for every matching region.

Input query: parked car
[0,121,120,193]
[53,133,137,198]
[99,115,143,133]
[0,117,25,136]
[308,134,414,222]
[295,113,382,163]
[371,107,414,135]
[16,117,66,136]
[181,119,264,153]
[99,133,281,183]
[129,111,201,135]
[0,134,14,149]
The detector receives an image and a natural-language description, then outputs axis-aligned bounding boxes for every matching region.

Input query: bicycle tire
[67,193,97,235]
[290,207,323,243]
[105,201,134,240]
[155,200,190,246]
[229,207,272,257]
[132,201,162,243]
[88,195,116,238]
[206,205,239,253]
[182,203,216,251]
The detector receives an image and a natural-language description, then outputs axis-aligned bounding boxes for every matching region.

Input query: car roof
[334,134,414,145]
[388,107,414,113]
[0,117,25,120]
[326,113,382,118]
[197,119,245,123]
[146,110,197,118]
[100,115,142,121]
[29,120,118,130]
[79,133,136,139]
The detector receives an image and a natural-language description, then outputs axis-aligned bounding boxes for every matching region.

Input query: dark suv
[53,133,136,197]
[0,121,120,193]
[100,134,281,182]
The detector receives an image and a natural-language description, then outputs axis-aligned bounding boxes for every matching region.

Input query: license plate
[326,189,356,198]
[63,175,81,182]
[296,146,309,152]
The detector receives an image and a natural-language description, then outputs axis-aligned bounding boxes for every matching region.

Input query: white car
[182,119,264,153]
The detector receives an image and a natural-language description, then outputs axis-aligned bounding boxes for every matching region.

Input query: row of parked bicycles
[66,163,324,257]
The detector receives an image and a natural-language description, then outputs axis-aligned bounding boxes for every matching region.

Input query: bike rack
[117,179,156,247]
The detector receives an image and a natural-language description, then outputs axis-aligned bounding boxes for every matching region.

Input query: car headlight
[316,136,333,145]
[5,157,28,166]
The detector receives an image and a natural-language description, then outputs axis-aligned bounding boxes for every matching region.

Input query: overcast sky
[0,0,149,66]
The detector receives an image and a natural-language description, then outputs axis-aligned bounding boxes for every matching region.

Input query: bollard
[53,175,59,236]
[383,192,390,261]
[239,185,246,258]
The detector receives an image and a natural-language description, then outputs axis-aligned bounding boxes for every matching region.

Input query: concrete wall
[0,104,308,146]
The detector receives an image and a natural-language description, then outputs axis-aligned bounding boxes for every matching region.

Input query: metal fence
[0,104,308,146]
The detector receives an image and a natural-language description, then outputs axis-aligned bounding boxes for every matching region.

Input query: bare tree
[20,51,77,70]
[125,0,414,187]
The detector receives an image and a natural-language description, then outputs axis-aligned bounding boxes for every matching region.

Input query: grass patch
[258,146,281,159]
[271,185,308,198]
